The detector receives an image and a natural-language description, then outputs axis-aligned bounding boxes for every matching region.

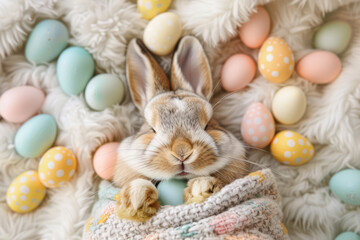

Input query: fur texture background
[0,0,359,239]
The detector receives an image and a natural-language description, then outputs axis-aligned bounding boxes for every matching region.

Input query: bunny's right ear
[126,39,170,111]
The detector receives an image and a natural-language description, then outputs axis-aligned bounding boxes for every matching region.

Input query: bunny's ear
[171,36,213,100]
[126,39,170,110]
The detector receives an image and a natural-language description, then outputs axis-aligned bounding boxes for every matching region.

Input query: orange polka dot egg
[6,171,46,213]
[258,36,295,83]
[270,131,314,166]
[38,146,77,188]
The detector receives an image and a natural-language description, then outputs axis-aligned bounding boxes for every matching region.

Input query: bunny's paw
[184,176,223,204]
[116,179,160,222]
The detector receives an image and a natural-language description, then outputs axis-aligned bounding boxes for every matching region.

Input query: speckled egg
[0,86,45,123]
[330,169,360,206]
[270,131,314,166]
[38,147,77,188]
[258,36,295,83]
[241,103,275,148]
[138,0,172,20]
[25,19,69,64]
[143,12,182,56]
[157,178,187,206]
[6,171,46,213]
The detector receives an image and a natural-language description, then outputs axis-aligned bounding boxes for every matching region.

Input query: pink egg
[221,54,256,91]
[241,103,275,148]
[296,51,342,84]
[238,6,271,49]
[0,86,45,123]
[93,142,119,180]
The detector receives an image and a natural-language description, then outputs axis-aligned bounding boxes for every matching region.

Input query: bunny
[113,36,248,222]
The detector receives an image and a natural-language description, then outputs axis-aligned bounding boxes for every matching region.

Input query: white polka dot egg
[137,0,172,20]
[38,146,77,188]
[6,171,46,213]
[270,131,314,166]
[258,36,295,83]
[241,102,275,148]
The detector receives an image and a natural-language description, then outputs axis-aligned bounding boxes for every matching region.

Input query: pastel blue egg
[157,179,187,206]
[335,232,360,240]
[85,74,125,111]
[57,46,95,95]
[14,114,57,158]
[313,20,352,55]
[25,19,69,64]
[329,169,360,206]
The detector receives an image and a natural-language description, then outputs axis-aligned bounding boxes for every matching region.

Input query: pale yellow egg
[258,36,294,83]
[38,146,77,188]
[137,0,172,20]
[143,12,182,56]
[6,171,46,213]
[270,131,314,166]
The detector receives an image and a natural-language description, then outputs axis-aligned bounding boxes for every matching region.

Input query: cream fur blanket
[0,0,360,239]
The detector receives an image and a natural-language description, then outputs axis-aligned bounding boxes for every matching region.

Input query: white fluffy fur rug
[1,0,360,239]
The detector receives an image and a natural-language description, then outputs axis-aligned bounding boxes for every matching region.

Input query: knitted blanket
[82,169,288,240]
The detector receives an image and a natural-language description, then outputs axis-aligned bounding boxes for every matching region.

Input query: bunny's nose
[171,138,193,162]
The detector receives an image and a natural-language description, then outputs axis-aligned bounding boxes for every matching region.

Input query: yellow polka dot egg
[258,36,295,83]
[137,0,172,20]
[38,146,77,188]
[6,171,46,213]
[270,131,314,166]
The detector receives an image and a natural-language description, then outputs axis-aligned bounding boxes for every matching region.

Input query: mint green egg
[25,19,69,64]
[335,232,360,240]
[84,74,125,111]
[57,47,95,95]
[157,179,187,206]
[329,169,360,206]
[313,20,352,55]
[14,114,57,158]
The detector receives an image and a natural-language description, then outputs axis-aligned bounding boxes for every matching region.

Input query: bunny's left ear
[171,36,213,100]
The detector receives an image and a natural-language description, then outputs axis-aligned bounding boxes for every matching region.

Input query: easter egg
[296,51,341,84]
[25,19,69,64]
[0,86,45,123]
[57,46,95,95]
[241,102,275,148]
[157,178,187,206]
[85,74,125,111]
[272,86,307,125]
[270,131,314,166]
[221,54,256,91]
[258,36,295,83]
[238,6,271,49]
[38,146,77,188]
[6,171,46,213]
[143,12,182,56]
[14,114,57,158]
[335,232,360,240]
[137,0,172,20]
[329,169,360,206]
[93,142,119,180]
[313,20,352,55]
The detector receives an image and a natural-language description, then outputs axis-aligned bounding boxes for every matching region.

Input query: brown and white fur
[113,36,248,221]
